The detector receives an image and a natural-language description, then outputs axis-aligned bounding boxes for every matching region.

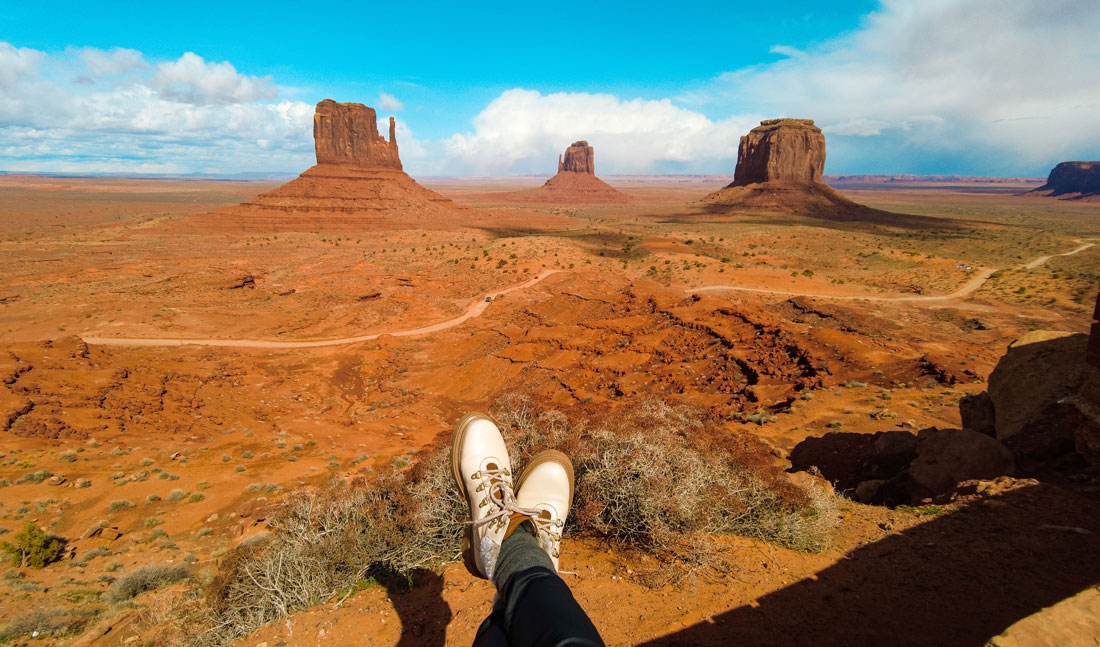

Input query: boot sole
[515,449,575,519]
[451,412,496,579]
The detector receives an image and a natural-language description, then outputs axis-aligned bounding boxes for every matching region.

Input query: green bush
[0,522,66,568]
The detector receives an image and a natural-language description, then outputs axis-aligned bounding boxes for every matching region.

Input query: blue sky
[1,1,1098,177]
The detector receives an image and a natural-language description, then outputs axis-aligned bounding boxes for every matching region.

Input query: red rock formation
[731,119,825,186]
[558,140,595,174]
[703,118,908,223]
[313,99,402,169]
[493,140,630,204]
[186,99,481,232]
[1026,161,1100,201]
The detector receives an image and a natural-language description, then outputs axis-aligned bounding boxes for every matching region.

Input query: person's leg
[486,523,604,647]
[453,416,603,647]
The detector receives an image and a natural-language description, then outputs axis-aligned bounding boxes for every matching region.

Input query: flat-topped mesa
[557,140,595,175]
[731,118,825,187]
[1031,161,1100,199]
[313,99,401,169]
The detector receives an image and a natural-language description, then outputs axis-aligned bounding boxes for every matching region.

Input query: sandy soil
[0,174,1098,646]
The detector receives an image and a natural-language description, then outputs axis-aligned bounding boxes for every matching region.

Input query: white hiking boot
[513,449,574,572]
[451,413,515,580]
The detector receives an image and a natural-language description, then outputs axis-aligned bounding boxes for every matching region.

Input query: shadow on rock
[640,482,1100,646]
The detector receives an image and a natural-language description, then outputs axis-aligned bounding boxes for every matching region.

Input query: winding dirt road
[690,242,1094,303]
[80,242,1093,350]
[81,270,561,349]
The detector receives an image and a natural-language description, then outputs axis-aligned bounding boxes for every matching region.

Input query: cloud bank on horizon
[1,0,1097,177]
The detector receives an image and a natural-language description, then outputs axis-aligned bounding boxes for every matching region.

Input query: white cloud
[152,52,277,105]
[0,42,45,88]
[709,0,1100,173]
[0,45,314,174]
[77,47,147,76]
[377,92,404,112]
[440,89,754,175]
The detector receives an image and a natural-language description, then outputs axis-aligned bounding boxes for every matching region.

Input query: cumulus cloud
[152,52,277,105]
[0,45,314,174]
[0,42,45,88]
[377,92,404,112]
[711,0,1100,174]
[441,89,755,175]
[77,47,147,76]
[435,0,1100,176]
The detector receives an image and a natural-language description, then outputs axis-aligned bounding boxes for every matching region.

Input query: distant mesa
[1025,161,1100,201]
[186,99,475,232]
[702,118,887,221]
[496,140,633,204]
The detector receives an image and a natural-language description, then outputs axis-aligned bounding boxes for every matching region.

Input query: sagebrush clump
[187,397,836,645]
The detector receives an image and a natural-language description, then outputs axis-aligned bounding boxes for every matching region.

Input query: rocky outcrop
[558,140,595,174]
[961,329,1100,470]
[702,118,907,222]
[314,99,401,169]
[497,139,631,204]
[789,426,1015,504]
[907,428,1016,500]
[1089,290,1100,367]
[731,119,825,186]
[1027,161,1100,200]
[186,99,482,231]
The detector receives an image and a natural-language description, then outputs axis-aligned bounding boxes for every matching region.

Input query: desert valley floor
[1,174,1099,646]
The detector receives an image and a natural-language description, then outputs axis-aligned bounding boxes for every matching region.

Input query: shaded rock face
[314,99,401,169]
[558,140,595,175]
[732,119,825,187]
[1035,161,1100,198]
[1090,289,1100,368]
[908,428,1016,500]
[961,330,1100,470]
[789,426,1015,504]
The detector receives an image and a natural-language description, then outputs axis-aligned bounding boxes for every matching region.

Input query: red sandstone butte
[703,118,890,220]
[1026,161,1100,201]
[496,140,631,204]
[314,99,402,169]
[731,119,825,186]
[558,140,596,174]
[186,99,478,232]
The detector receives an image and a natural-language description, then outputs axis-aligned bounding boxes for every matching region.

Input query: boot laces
[468,464,514,532]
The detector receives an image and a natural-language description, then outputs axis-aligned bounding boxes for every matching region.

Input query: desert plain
[0,165,1099,646]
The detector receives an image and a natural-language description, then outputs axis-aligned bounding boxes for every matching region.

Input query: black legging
[474,529,604,646]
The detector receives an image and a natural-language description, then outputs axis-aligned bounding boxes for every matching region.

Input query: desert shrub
[58,450,77,463]
[194,397,836,645]
[167,489,187,502]
[104,563,191,603]
[108,499,134,512]
[1,522,66,568]
[494,397,836,556]
[0,607,91,641]
[197,454,464,646]
[17,469,52,484]
[76,478,92,488]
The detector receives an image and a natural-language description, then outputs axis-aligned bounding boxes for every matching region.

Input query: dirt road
[691,242,1094,302]
[81,270,561,349]
[81,242,1092,350]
